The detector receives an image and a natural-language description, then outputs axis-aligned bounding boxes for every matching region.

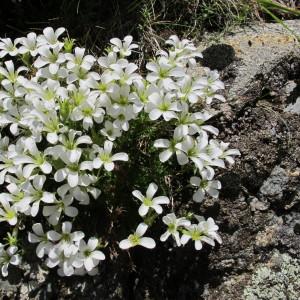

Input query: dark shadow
[201,44,235,71]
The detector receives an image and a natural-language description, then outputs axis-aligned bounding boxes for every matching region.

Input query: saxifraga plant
[0,28,240,277]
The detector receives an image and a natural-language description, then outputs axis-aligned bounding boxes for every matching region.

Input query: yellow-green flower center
[143,197,153,206]
[128,234,140,246]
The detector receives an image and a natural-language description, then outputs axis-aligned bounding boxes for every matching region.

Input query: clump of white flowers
[0,28,240,277]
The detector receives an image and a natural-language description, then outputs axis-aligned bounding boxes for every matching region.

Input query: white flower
[22,175,55,216]
[177,75,203,104]
[100,120,122,141]
[43,194,78,225]
[146,92,180,121]
[77,238,105,272]
[130,81,158,113]
[153,129,185,163]
[188,110,219,136]
[65,47,95,71]
[47,250,77,277]
[132,183,169,217]
[0,60,28,85]
[109,106,136,131]
[29,109,65,144]
[47,221,84,257]
[37,27,65,48]
[0,38,20,58]
[47,130,93,163]
[110,62,141,85]
[181,217,221,250]
[176,134,212,169]
[160,213,191,246]
[218,142,241,165]
[146,57,184,89]
[53,154,94,188]
[201,217,222,244]
[28,223,53,258]
[34,46,66,74]
[19,32,39,56]
[181,224,215,250]
[0,148,18,184]
[13,137,52,178]
[92,140,128,171]
[0,245,21,277]
[119,223,156,249]
[70,97,105,130]
[57,183,101,206]
[197,68,225,104]
[110,36,138,57]
[1,184,31,213]
[0,198,18,225]
[190,175,221,203]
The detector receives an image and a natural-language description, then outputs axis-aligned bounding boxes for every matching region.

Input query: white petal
[28,232,40,243]
[84,257,95,272]
[54,169,67,182]
[153,196,169,205]
[68,171,79,187]
[93,158,102,169]
[92,250,105,260]
[146,183,158,199]
[159,149,173,162]
[151,204,163,214]
[193,190,205,203]
[62,221,72,234]
[104,162,114,171]
[119,239,132,249]
[36,243,47,258]
[132,190,144,201]
[135,222,148,236]
[180,234,190,245]
[149,109,161,120]
[40,161,52,174]
[23,164,36,178]
[41,192,55,203]
[72,231,84,241]
[195,240,203,250]
[138,204,149,217]
[139,237,156,249]
[65,206,78,217]
[47,230,61,241]
[87,237,98,251]
[10,254,21,265]
[111,153,128,161]
[176,151,188,165]
[1,264,8,277]
[202,236,215,246]
[47,132,58,144]
[160,231,170,242]
[32,223,44,236]
[190,176,201,187]
[49,63,58,74]
[154,139,169,148]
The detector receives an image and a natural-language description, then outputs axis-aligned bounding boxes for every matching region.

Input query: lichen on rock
[243,251,300,300]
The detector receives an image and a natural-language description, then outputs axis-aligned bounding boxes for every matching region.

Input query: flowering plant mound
[0,28,240,277]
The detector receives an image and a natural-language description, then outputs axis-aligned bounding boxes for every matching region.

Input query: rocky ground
[1,20,300,300]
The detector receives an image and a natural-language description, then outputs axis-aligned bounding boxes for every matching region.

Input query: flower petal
[119,239,132,249]
[139,237,156,249]
[146,183,158,199]
[135,222,148,236]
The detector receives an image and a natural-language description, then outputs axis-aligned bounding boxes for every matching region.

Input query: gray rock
[199,20,300,112]
[259,166,289,202]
